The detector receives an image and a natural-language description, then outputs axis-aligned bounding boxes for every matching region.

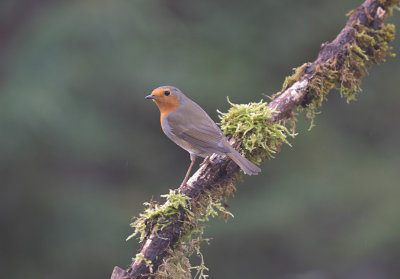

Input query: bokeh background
[1,0,400,278]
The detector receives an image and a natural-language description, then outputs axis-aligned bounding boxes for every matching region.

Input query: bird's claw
[199,155,211,167]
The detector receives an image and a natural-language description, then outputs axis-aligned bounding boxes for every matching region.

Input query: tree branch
[111,0,398,278]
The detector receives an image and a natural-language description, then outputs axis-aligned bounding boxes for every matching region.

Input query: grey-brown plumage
[146,86,261,185]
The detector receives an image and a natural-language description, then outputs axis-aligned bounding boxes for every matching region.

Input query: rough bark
[111,0,397,278]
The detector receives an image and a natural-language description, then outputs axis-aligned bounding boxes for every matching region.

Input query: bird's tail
[227,148,261,175]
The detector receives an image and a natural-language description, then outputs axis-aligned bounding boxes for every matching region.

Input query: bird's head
[145,86,183,114]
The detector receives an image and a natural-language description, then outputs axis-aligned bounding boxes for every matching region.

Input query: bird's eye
[164,91,170,96]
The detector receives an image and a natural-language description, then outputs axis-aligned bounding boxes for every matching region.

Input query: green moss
[133,253,153,273]
[155,248,192,279]
[380,0,397,5]
[128,186,236,279]
[298,62,338,129]
[152,192,235,279]
[127,190,191,242]
[156,238,210,279]
[380,0,400,16]
[218,99,294,164]
[295,21,396,129]
[280,63,311,93]
[295,44,367,129]
[199,196,234,222]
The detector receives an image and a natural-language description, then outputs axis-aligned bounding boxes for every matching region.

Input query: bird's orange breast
[153,98,179,132]
[160,106,178,132]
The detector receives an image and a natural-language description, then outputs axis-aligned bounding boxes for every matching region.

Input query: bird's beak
[145,94,156,100]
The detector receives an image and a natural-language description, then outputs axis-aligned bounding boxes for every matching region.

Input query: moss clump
[156,239,209,279]
[155,248,192,279]
[128,186,236,279]
[294,21,397,129]
[280,63,311,93]
[154,192,233,279]
[380,0,400,16]
[355,23,396,64]
[380,0,399,5]
[218,99,294,164]
[127,190,191,242]
[133,253,153,273]
[298,62,339,129]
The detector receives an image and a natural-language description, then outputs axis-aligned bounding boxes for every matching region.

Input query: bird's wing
[167,99,229,154]
[179,128,227,155]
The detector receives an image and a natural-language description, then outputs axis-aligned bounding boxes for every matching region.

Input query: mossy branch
[111,0,399,278]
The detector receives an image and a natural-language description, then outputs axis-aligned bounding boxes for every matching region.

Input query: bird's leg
[199,155,211,167]
[181,154,196,186]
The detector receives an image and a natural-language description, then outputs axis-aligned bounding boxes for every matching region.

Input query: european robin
[146,86,261,186]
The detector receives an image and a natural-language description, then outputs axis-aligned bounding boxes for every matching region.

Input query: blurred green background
[1,0,399,278]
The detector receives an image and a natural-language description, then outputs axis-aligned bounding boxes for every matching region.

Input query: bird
[145,86,261,186]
